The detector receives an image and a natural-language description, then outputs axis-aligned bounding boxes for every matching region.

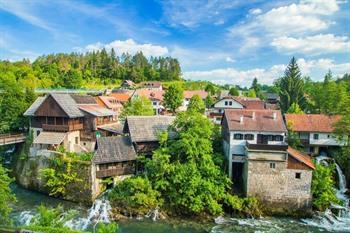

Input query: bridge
[0,133,26,146]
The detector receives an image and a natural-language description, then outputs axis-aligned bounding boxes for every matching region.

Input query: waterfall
[302,155,350,231]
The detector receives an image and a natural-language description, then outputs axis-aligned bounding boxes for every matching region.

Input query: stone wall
[244,159,312,212]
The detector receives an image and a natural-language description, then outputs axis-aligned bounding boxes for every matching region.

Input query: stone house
[222,109,315,210]
[285,114,347,155]
[123,116,175,155]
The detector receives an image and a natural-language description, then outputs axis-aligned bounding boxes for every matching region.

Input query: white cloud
[271,34,350,55]
[228,0,342,51]
[183,58,350,86]
[249,8,262,15]
[82,39,169,57]
[226,57,235,63]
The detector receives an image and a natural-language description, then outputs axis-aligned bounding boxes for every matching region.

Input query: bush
[96,222,118,233]
[109,177,162,215]
[312,163,340,211]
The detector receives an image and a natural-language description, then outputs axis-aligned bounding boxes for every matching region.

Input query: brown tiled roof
[140,81,162,88]
[111,93,130,103]
[233,97,265,109]
[133,89,164,101]
[93,136,137,164]
[285,114,341,133]
[97,96,122,109]
[125,116,175,142]
[184,90,208,99]
[223,109,287,132]
[287,147,315,170]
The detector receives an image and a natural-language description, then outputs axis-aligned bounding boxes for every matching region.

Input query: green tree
[205,94,214,108]
[187,94,205,113]
[277,57,305,112]
[164,84,183,113]
[251,77,260,96]
[229,86,239,96]
[287,103,304,114]
[246,89,256,98]
[0,164,16,224]
[286,121,303,150]
[121,96,154,117]
[312,163,340,211]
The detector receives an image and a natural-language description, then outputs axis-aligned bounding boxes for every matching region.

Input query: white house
[285,114,347,155]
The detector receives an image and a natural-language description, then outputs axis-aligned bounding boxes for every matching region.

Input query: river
[10,184,347,233]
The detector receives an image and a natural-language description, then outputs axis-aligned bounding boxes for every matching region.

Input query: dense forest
[0,49,182,89]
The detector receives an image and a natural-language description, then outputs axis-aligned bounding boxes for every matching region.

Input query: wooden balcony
[42,123,83,132]
[246,141,288,151]
[96,167,135,178]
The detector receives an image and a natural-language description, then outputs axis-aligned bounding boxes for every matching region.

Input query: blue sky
[0,0,349,87]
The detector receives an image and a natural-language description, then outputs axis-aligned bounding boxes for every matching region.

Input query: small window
[229,101,232,106]
[153,101,157,106]
[270,162,276,169]
[268,135,274,141]
[36,130,40,136]
[275,135,283,141]
[295,173,301,179]
[75,137,79,144]
[313,134,319,140]
[83,142,86,146]
[327,134,330,138]
[244,134,254,140]
[234,133,243,140]
[225,101,228,106]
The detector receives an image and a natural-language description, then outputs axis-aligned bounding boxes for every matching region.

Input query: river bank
[9,184,350,233]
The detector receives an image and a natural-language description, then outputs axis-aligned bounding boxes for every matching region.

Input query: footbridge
[0,133,26,146]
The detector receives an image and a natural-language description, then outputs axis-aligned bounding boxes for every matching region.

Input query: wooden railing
[0,133,26,146]
[96,167,135,178]
[42,123,83,132]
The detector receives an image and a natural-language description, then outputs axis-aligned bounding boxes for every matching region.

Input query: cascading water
[302,156,350,232]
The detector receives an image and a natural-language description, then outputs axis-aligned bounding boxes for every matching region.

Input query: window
[233,133,243,140]
[75,137,79,144]
[270,162,276,169]
[47,117,55,125]
[313,134,319,140]
[229,101,232,106]
[295,172,301,179]
[225,101,228,106]
[268,135,274,141]
[36,130,40,136]
[275,135,283,141]
[327,134,330,138]
[153,101,157,106]
[244,134,254,140]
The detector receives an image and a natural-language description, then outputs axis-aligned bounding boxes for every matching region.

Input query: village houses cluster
[23,80,346,210]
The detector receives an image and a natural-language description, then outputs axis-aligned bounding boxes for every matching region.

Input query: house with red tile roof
[285,114,346,155]
[140,81,163,90]
[131,89,165,115]
[96,96,123,115]
[222,109,314,211]
[209,96,266,124]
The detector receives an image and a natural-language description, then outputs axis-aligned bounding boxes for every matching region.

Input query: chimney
[240,116,244,124]
[252,111,256,120]
[272,112,277,120]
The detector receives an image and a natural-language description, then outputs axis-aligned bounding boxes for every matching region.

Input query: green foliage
[26,204,83,233]
[276,57,305,113]
[312,163,340,211]
[109,176,162,215]
[229,86,239,96]
[0,164,16,225]
[246,89,256,98]
[251,78,260,96]
[286,121,303,150]
[187,94,205,113]
[121,96,154,118]
[287,103,304,114]
[96,222,118,233]
[334,146,350,192]
[164,84,184,113]
[41,155,82,197]
[205,94,214,108]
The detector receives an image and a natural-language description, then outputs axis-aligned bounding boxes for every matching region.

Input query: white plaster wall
[64,130,80,152]
[310,133,346,146]
[30,127,43,141]
[214,99,244,109]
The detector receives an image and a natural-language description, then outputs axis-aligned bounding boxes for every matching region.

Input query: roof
[140,81,162,88]
[33,132,67,145]
[70,95,97,104]
[23,96,46,116]
[234,97,265,109]
[223,109,287,132]
[184,90,208,99]
[133,89,164,101]
[287,147,315,170]
[78,104,116,117]
[111,92,131,103]
[50,93,84,118]
[97,96,122,109]
[265,93,280,100]
[93,136,137,164]
[97,123,123,134]
[125,116,175,142]
[285,114,341,133]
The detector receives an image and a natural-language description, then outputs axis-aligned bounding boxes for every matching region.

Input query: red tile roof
[140,81,162,88]
[184,90,208,99]
[110,93,130,103]
[285,114,341,133]
[223,109,287,132]
[97,96,122,109]
[287,147,315,170]
[133,89,164,101]
[233,97,265,109]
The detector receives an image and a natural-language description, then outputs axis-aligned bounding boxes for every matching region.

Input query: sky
[0,0,349,87]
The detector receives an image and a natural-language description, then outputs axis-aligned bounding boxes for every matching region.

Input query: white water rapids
[301,156,350,232]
